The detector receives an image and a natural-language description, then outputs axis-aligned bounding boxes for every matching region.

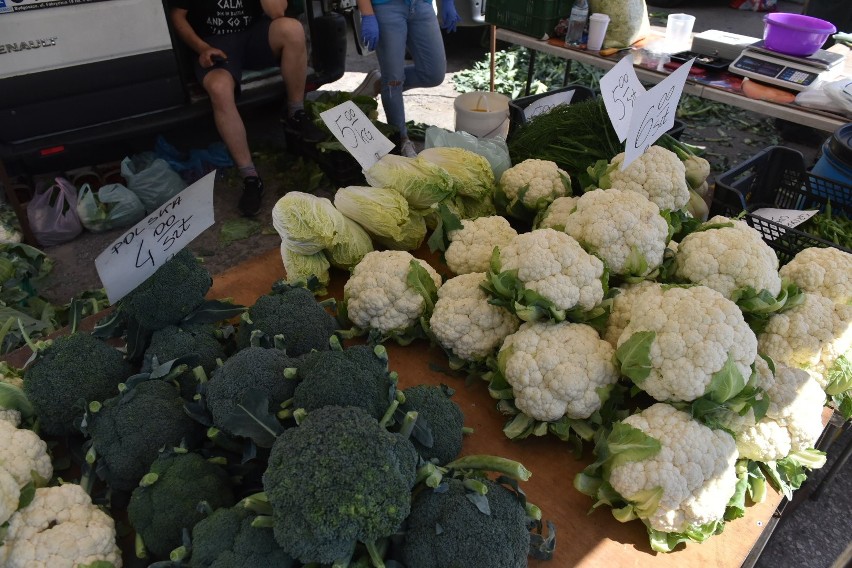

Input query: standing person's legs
[374,0,412,142]
[403,1,447,92]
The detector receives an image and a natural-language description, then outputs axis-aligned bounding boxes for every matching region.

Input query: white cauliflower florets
[497,228,605,313]
[562,188,668,277]
[779,246,852,305]
[617,285,758,402]
[0,483,122,568]
[0,465,20,526]
[608,403,738,534]
[720,357,825,462]
[498,321,619,421]
[758,293,852,389]
[601,145,690,211]
[498,158,570,210]
[534,196,578,231]
[0,408,21,427]
[343,250,442,335]
[445,216,518,275]
[430,272,521,363]
[674,215,782,299]
[602,281,659,347]
[0,419,52,488]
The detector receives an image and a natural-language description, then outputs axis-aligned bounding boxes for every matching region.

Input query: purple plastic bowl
[763,13,837,57]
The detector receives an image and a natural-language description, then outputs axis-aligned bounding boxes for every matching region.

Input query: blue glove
[361,14,379,51]
[440,0,460,33]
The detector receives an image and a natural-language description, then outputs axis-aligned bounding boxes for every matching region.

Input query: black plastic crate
[508,85,596,138]
[711,146,851,264]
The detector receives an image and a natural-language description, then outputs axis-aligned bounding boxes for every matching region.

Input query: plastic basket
[507,85,596,138]
[711,145,852,264]
[485,0,571,39]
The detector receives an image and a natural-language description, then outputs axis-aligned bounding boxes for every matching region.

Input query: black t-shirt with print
[169,0,263,37]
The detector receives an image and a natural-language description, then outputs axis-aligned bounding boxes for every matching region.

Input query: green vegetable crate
[485,0,572,39]
[711,145,852,264]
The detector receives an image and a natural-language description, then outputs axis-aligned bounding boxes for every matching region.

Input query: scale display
[728,47,842,92]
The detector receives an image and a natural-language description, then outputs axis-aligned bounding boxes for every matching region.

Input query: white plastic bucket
[454,91,510,139]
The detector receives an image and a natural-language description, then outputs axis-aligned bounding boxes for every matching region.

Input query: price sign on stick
[599,56,645,142]
[523,89,577,120]
[622,58,695,170]
[320,100,395,170]
[95,171,216,304]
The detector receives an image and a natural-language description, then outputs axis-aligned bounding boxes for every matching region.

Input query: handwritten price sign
[319,100,394,170]
[95,171,216,304]
[751,208,818,228]
[599,56,645,142]
[523,89,577,120]
[622,58,694,169]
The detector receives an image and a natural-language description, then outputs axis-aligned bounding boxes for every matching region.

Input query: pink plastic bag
[26,177,84,247]
[729,0,778,12]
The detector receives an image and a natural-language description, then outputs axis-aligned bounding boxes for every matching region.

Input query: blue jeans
[374,0,446,139]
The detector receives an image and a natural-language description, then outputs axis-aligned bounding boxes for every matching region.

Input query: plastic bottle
[565,0,588,46]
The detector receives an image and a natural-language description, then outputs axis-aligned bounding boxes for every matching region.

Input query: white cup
[586,13,610,52]
[664,13,695,53]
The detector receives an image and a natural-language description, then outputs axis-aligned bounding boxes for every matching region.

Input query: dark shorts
[194,17,277,92]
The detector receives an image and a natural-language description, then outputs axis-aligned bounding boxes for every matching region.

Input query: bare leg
[203,69,252,168]
[268,17,308,105]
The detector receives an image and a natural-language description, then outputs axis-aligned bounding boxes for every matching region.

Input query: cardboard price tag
[320,101,395,170]
[622,58,694,170]
[599,56,645,142]
[751,208,818,228]
[95,171,216,304]
[523,89,576,120]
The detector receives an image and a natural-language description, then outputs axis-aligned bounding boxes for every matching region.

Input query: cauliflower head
[498,321,619,421]
[498,159,570,210]
[779,246,852,306]
[601,146,690,211]
[608,403,738,534]
[344,250,442,335]
[617,285,758,402]
[758,293,852,389]
[562,188,668,277]
[0,483,122,568]
[0,419,52,488]
[498,228,606,313]
[674,215,781,299]
[430,272,521,363]
[720,357,825,461]
[534,196,578,231]
[602,281,659,347]
[445,216,518,275]
[0,466,19,526]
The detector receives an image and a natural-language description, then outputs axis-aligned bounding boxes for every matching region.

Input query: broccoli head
[262,405,418,565]
[23,331,135,436]
[235,286,339,355]
[128,451,236,560]
[120,249,213,331]
[188,504,297,568]
[83,379,205,492]
[402,477,531,568]
[292,344,394,420]
[205,346,302,443]
[401,384,465,464]
[143,324,228,399]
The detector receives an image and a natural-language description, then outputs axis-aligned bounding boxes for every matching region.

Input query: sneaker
[399,139,417,158]
[238,176,264,217]
[286,109,327,145]
[351,69,382,98]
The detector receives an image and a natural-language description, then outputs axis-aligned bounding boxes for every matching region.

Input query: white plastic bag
[795,79,852,118]
[121,153,186,214]
[424,126,512,180]
[26,177,84,247]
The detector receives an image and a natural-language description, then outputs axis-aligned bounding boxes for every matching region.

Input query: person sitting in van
[168,0,324,217]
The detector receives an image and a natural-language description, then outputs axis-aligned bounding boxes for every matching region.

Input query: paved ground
[14,1,851,566]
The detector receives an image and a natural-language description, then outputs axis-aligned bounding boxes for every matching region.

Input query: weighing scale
[729,41,846,92]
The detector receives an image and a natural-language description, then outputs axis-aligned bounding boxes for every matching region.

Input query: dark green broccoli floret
[143,324,227,399]
[402,477,531,568]
[292,344,394,420]
[235,287,338,355]
[188,504,296,568]
[83,379,205,492]
[23,331,135,436]
[205,346,302,443]
[401,384,465,465]
[128,451,236,560]
[120,249,213,331]
[262,405,418,565]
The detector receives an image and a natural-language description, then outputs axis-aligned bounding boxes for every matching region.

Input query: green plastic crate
[485,0,571,39]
